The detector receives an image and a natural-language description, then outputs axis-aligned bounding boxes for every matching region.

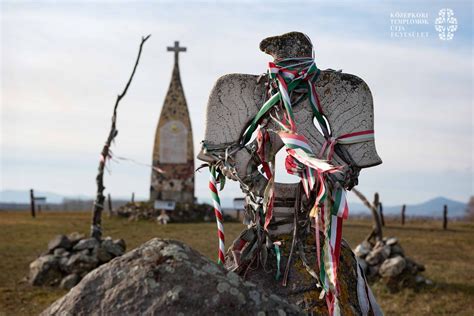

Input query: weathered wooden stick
[352,188,383,242]
[401,204,406,226]
[91,34,151,240]
[131,192,135,203]
[379,202,385,226]
[443,204,448,230]
[107,193,113,217]
[30,189,36,218]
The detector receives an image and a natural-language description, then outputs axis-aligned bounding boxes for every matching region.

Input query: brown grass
[0,211,473,315]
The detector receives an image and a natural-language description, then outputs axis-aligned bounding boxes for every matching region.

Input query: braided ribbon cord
[209,165,226,264]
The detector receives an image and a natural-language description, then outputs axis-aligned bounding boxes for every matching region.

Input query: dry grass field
[0,211,473,315]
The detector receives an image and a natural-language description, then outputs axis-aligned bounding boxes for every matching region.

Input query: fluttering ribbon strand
[209,165,225,264]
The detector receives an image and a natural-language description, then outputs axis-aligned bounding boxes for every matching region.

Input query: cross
[167,41,186,64]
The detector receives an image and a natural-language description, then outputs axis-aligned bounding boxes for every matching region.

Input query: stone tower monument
[150,41,195,204]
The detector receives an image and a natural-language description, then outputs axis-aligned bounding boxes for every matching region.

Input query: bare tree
[91,35,151,240]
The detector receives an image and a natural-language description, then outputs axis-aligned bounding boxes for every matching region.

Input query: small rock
[379,256,406,277]
[366,246,389,265]
[415,275,425,284]
[29,255,62,286]
[48,235,72,252]
[54,248,69,257]
[113,239,126,252]
[389,243,405,257]
[60,274,80,290]
[67,232,85,245]
[73,238,99,251]
[367,264,379,278]
[93,245,113,263]
[354,241,371,258]
[101,239,124,257]
[385,237,398,246]
[66,252,99,276]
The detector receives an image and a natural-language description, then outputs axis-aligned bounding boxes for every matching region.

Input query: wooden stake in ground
[401,204,406,226]
[90,35,151,240]
[352,188,383,242]
[379,202,385,226]
[107,193,113,217]
[30,189,36,218]
[443,204,448,230]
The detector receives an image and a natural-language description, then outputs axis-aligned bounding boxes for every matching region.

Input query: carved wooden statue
[198,32,382,315]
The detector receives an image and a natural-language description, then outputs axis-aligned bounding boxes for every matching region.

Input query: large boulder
[42,239,303,315]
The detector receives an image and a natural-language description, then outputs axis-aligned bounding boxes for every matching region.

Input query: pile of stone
[116,201,219,222]
[29,232,125,290]
[354,237,429,292]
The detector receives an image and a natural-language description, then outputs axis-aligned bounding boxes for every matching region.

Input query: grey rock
[67,232,85,245]
[389,243,405,257]
[379,256,406,277]
[385,237,398,246]
[73,238,99,251]
[53,248,69,257]
[93,245,113,263]
[366,245,390,265]
[65,251,99,276]
[405,257,425,273]
[113,238,126,252]
[60,274,80,290]
[101,239,124,257]
[41,239,303,316]
[48,235,72,252]
[367,264,380,278]
[354,241,372,258]
[29,255,62,286]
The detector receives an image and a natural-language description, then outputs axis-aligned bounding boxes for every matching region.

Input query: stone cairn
[29,232,125,290]
[354,237,429,292]
[116,201,220,222]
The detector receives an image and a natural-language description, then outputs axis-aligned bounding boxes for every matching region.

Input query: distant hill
[349,196,467,218]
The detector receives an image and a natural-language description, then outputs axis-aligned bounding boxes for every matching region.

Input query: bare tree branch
[91,34,151,240]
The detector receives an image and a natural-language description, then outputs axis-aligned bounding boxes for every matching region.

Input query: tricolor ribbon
[209,165,225,264]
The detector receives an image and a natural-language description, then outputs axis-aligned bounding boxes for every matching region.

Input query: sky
[1,0,473,205]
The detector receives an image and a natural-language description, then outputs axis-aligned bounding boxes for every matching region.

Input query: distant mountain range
[0,189,468,218]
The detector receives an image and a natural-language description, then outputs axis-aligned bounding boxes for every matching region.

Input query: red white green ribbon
[209,165,225,264]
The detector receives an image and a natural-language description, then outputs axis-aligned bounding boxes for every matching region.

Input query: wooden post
[443,204,448,230]
[401,204,406,225]
[379,202,385,226]
[131,192,135,203]
[29,189,36,218]
[107,193,113,217]
[352,188,383,242]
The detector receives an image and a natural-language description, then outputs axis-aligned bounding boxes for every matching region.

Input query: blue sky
[1,1,472,205]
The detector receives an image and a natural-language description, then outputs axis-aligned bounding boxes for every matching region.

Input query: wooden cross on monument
[167,41,186,64]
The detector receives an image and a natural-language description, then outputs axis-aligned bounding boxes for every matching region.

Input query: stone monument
[198,32,383,315]
[150,41,195,205]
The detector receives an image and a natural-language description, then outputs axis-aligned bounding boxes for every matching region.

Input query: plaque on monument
[159,121,188,164]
